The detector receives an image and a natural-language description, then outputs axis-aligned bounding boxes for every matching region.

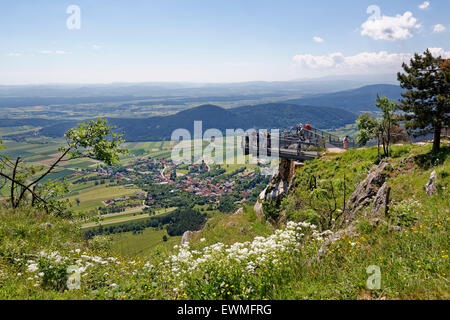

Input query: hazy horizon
[0,73,399,87]
[1,1,449,85]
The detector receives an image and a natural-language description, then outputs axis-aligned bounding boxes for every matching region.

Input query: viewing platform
[242,126,356,161]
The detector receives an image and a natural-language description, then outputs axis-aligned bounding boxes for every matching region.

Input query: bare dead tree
[305,173,349,230]
[384,187,391,218]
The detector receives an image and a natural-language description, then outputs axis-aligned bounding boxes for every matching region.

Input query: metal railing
[242,126,355,160]
[281,127,357,149]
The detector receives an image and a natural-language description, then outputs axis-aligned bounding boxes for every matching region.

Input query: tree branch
[0,171,63,215]
[16,147,72,207]
[11,157,20,208]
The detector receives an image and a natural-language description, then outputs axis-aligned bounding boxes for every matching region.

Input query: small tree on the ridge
[397,49,450,154]
[356,112,380,154]
[356,95,398,158]
[377,95,398,158]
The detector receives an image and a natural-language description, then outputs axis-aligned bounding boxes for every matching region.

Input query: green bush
[289,209,320,226]
[390,199,420,227]
[38,256,69,292]
[262,200,281,222]
[88,235,112,251]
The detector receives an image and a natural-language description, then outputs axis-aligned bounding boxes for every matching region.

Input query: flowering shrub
[22,249,142,295]
[391,199,420,227]
[163,221,332,299]
[13,221,334,300]
[88,235,112,251]
[38,254,70,291]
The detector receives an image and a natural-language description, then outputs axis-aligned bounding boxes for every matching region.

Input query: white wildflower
[27,263,38,273]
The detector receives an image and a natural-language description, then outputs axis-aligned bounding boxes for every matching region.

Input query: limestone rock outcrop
[263,159,303,202]
[254,159,303,215]
[341,160,389,226]
[367,181,388,219]
[254,201,263,216]
[425,170,437,196]
[180,230,200,245]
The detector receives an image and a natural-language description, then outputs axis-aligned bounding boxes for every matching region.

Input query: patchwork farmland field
[81,207,177,229]
[68,184,143,212]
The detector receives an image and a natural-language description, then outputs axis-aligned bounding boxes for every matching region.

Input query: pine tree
[397,49,450,154]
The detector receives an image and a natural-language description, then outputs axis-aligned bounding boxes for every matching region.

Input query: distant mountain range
[283,84,402,113]
[0,81,400,108]
[36,103,357,141]
[1,84,404,142]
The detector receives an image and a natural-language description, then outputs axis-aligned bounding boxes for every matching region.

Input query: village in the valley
[70,156,270,217]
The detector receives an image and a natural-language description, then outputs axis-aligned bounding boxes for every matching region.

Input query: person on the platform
[297,139,302,155]
[296,123,303,138]
[304,123,311,140]
[343,136,349,149]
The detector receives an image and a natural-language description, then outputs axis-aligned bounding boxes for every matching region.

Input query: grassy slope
[110,228,181,258]
[277,143,450,299]
[0,209,87,299]
[187,205,274,250]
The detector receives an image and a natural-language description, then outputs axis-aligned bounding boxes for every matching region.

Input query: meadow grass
[110,227,181,259]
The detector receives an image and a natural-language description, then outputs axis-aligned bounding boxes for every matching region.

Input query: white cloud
[40,50,71,55]
[361,11,421,41]
[433,24,446,33]
[292,48,450,74]
[313,36,324,43]
[92,44,102,50]
[293,52,346,69]
[8,53,23,57]
[427,47,450,58]
[419,1,430,10]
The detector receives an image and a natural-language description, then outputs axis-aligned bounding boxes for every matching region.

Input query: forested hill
[37,103,356,141]
[232,103,355,130]
[283,84,402,113]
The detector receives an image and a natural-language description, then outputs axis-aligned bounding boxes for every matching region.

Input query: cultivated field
[110,227,182,258]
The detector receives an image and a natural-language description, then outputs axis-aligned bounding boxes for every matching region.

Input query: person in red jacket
[305,123,311,130]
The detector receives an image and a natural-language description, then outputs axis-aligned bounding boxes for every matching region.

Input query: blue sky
[0,0,449,84]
